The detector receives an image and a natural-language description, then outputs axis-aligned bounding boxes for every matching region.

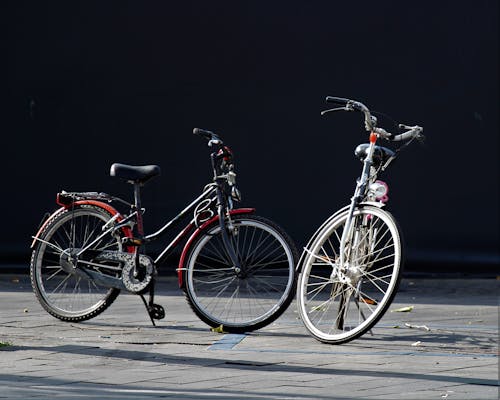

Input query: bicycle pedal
[148,304,165,320]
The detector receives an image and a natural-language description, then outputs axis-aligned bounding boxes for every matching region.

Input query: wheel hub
[234,265,248,279]
[330,259,364,287]
[59,249,80,274]
[345,263,363,285]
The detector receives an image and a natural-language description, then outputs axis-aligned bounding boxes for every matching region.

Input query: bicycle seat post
[133,183,144,238]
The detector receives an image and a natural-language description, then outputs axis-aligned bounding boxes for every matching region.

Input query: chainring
[96,251,155,293]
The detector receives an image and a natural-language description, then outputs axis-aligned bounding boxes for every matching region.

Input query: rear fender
[177,208,255,288]
[31,200,133,249]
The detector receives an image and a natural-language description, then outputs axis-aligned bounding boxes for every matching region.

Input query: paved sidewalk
[0,273,498,399]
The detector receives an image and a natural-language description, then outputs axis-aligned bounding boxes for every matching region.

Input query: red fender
[31,200,133,249]
[177,208,255,288]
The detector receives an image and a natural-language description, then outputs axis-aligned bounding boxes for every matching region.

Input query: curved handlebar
[193,128,223,147]
[324,96,424,142]
[392,125,424,142]
[326,96,368,113]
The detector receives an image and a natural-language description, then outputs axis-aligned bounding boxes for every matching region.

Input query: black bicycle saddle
[110,163,161,184]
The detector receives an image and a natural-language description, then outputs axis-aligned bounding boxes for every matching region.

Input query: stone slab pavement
[0,273,498,399]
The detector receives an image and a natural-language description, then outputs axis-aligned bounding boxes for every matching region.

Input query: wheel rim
[299,207,401,342]
[187,219,294,327]
[34,208,120,317]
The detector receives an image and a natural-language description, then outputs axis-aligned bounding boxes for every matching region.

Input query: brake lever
[320,107,348,116]
[398,123,414,130]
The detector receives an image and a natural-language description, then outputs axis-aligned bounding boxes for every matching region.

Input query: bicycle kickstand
[139,278,165,326]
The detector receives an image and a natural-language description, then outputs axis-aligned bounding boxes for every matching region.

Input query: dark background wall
[2,1,498,272]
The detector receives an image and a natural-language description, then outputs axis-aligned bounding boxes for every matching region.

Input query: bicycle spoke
[186,216,295,329]
[31,206,122,320]
[298,207,401,343]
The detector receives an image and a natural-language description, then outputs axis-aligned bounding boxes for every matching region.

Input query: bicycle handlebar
[326,96,368,113]
[324,96,424,142]
[193,127,234,170]
[392,125,424,142]
[193,128,223,147]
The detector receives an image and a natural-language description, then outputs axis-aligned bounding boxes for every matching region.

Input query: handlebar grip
[193,128,215,139]
[391,126,424,142]
[325,96,350,106]
[193,128,223,147]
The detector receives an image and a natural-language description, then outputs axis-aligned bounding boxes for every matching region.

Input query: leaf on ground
[390,306,414,313]
[210,325,227,334]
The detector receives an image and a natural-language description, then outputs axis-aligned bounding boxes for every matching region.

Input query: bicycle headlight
[369,180,389,202]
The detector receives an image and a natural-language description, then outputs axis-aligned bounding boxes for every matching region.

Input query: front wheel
[184,214,298,333]
[297,206,403,344]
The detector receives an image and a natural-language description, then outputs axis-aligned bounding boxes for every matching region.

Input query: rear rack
[56,191,132,208]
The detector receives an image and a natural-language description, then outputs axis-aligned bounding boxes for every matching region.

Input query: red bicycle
[30,128,298,333]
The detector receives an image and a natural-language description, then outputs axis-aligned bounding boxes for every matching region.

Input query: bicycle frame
[146,184,219,263]
[296,95,424,344]
[31,183,255,289]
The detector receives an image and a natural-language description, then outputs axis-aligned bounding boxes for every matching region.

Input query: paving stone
[0,274,498,399]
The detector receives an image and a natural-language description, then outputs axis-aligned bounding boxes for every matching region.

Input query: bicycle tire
[297,205,403,344]
[184,214,298,333]
[30,204,124,322]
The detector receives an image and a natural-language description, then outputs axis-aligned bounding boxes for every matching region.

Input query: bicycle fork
[216,188,242,274]
[333,135,379,331]
[338,136,377,272]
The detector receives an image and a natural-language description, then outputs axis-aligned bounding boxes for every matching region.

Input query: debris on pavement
[210,325,227,334]
[391,305,414,313]
[404,323,431,331]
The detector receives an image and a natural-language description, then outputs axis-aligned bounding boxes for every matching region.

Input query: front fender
[177,207,255,288]
[31,200,133,249]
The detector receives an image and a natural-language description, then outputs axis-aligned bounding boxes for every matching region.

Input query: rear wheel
[184,214,298,332]
[297,206,403,344]
[30,205,124,321]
